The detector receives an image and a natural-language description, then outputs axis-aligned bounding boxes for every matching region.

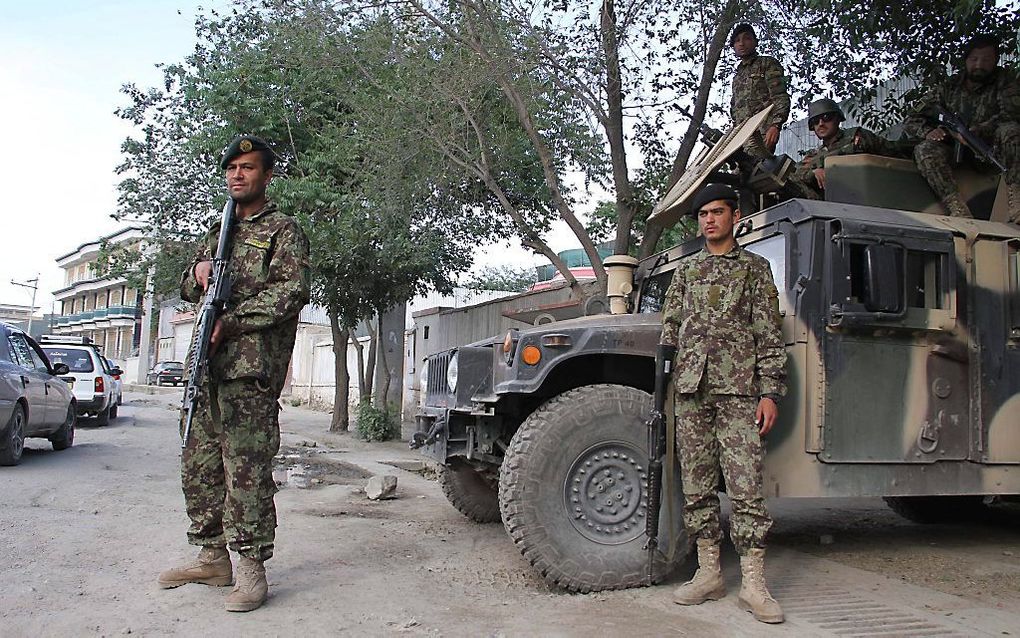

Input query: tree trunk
[364,317,377,401]
[328,310,350,432]
[353,331,366,401]
[600,0,637,257]
[376,314,392,411]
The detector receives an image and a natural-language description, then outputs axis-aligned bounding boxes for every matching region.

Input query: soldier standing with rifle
[157,135,311,612]
[659,183,787,624]
[730,23,790,159]
[906,34,1020,221]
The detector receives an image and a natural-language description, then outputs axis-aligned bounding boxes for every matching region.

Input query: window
[745,234,788,313]
[637,271,674,314]
[41,347,95,373]
[9,334,46,371]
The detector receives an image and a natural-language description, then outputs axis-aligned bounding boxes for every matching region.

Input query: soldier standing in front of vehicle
[792,98,899,196]
[906,34,1020,221]
[730,23,790,158]
[157,135,311,612]
[660,183,787,624]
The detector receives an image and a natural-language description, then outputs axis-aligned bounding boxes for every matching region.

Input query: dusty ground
[2,390,1018,637]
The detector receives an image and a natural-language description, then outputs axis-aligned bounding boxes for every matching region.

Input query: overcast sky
[0,1,573,318]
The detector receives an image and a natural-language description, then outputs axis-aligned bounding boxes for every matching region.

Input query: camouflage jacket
[794,126,896,188]
[904,68,1020,141]
[181,201,311,389]
[660,245,786,397]
[731,54,790,132]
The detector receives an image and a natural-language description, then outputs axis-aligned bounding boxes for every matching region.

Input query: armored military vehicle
[413,107,1020,592]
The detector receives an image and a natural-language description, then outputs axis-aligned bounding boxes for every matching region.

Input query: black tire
[498,384,687,592]
[95,404,111,426]
[0,404,26,466]
[883,496,989,524]
[50,405,76,451]
[439,460,500,523]
[109,403,118,419]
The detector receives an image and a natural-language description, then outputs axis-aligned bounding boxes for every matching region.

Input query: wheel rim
[10,409,25,457]
[67,407,76,444]
[563,441,648,545]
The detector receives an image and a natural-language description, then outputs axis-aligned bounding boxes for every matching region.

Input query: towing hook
[409,419,446,450]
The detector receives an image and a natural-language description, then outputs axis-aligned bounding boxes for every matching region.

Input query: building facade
[50,227,146,363]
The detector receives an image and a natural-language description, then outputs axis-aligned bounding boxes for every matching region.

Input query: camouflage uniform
[792,126,897,196]
[179,201,311,561]
[660,245,787,554]
[731,54,790,158]
[905,68,1020,219]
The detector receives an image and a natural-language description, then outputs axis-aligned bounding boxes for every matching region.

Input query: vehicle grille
[425,351,452,403]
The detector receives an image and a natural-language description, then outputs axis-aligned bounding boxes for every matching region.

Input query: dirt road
[3,391,1018,637]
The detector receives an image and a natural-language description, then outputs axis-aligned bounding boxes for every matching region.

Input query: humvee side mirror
[52,363,70,376]
[862,243,904,313]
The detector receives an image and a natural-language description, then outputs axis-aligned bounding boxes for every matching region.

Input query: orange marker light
[521,345,542,366]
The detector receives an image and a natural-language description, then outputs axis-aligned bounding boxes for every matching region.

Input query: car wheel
[0,404,27,466]
[95,404,111,426]
[439,459,501,523]
[50,405,76,451]
[498,384,688,592]
[109,402,119,419]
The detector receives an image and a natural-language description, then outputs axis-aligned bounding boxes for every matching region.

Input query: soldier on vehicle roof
[906,33,1020,222]
[792,98,899,196]
[661,183,787,624]
[730,23,790,158]
[157,134,311,612]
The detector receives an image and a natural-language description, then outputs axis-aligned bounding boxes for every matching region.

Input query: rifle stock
[180,198,236,447]
[645,343,676,582]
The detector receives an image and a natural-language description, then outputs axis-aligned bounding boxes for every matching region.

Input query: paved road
[2,391,1018,636]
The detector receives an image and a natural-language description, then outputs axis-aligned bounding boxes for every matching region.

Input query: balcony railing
[55,305,137,326]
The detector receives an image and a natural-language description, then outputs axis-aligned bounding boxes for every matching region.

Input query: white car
[105,358,124,406]
[39,336,120,425]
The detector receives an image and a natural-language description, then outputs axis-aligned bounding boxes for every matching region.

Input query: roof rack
[39,334,94,345]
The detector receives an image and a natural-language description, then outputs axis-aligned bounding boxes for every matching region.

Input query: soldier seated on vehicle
[905,34,1020,221]
[791,98,899,197]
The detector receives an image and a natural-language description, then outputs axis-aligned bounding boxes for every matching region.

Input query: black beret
[219,135,273,169]
[730,23,756,45]
[962,33,1000,57]
[691,183,739,215]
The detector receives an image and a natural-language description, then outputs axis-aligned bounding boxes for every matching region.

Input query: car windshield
[42,347,94,373]
[161,363,184,371]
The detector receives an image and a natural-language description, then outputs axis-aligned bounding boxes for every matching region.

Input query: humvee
[412,107,1020,592]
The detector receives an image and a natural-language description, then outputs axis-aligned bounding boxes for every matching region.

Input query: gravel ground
[2,390,1018,637]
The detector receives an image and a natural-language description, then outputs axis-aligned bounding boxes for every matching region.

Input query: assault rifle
[936,106,1006,172]
[181,198,237,447]
[645,343,676,582]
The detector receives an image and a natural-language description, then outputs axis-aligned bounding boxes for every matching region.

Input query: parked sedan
[0,322,76,466]
[105,358,124,406]
[147,361,185,386]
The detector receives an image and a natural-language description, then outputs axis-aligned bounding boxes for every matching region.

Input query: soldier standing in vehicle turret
[730,23,790,158]
[792,98,898,196]
[906,34,1020,221]
[660,183,787,624]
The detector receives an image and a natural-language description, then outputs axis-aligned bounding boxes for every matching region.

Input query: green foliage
[464,265,539,293]
[355,401,397,442]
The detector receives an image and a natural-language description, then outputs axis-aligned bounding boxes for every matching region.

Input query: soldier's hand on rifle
[194,260,213,290]
[927,127,949,143]
[764,125,780,151]
[812,168,827,191]
[756,397,778,436]
[209,317,225,355]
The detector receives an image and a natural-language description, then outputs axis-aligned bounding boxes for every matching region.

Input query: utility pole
[10,274,39,336]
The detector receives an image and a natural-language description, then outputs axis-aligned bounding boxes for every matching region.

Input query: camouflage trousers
[914,122,1020,200]
[674,391,772,554]
[181,378,281,561]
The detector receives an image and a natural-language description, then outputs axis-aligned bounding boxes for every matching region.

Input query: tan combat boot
[225,556,268,612]
[157,547,233,589]
[737,548,784,623]
[672,539,726,605]
[941,193,973,218]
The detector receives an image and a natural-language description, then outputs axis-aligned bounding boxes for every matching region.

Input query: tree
[115,2,499,431]
[464,265,540,292]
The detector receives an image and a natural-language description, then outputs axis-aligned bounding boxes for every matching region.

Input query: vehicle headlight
[446,352,459,391]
